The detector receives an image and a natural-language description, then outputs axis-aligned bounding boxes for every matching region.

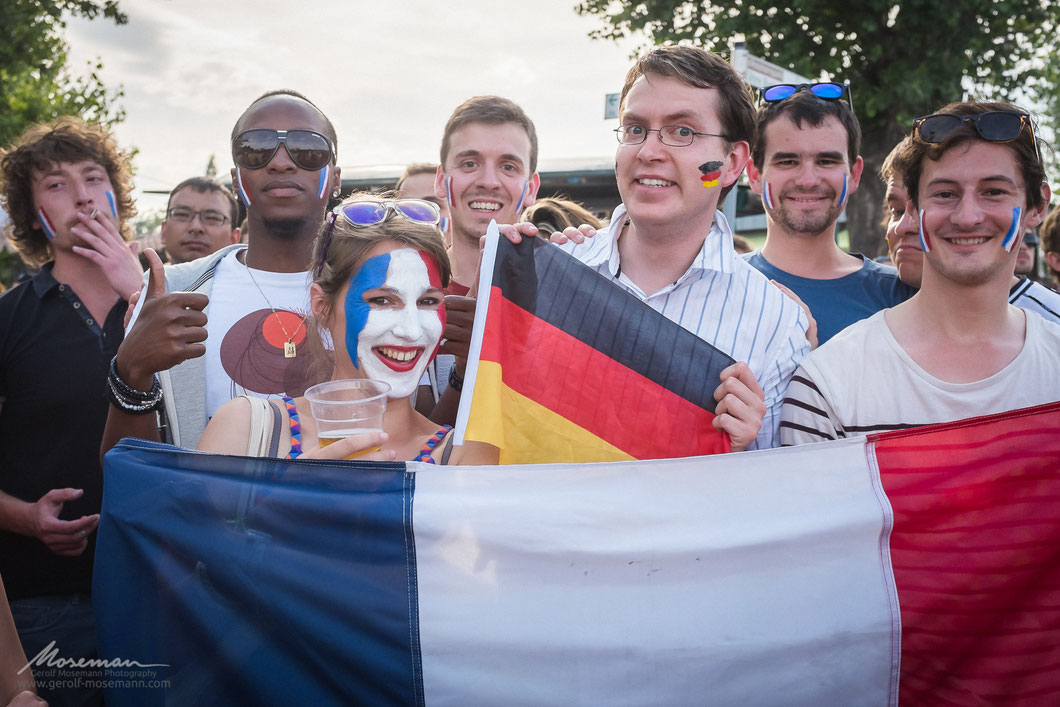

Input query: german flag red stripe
[479,288,730,459]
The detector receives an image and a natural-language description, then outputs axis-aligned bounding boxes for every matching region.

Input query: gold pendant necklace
[243,256,309,358]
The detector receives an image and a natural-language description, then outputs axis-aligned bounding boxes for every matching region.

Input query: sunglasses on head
[315,199,441,277]
[912,111,1039,161]
[762,82,848,103]
[232,129,335,171]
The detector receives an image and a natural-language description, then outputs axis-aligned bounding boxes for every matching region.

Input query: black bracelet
[106,356,163,414]
[448,366,464,392]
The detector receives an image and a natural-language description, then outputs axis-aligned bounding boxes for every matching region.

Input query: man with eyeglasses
[780,101,1060,446]
[159,176,241,264]
[542,46,810,450]
[745,82,915,345]
[101,89,342,453]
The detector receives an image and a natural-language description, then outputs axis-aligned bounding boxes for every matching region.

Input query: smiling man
[881,136,1060,322]
[781,101,1060,445]
[160,176,241,264]
[101,90,341,452]
[554,46,810,450]
[746,83,914,344]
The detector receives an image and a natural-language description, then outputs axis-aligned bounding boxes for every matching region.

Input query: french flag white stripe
[412,437,899,706]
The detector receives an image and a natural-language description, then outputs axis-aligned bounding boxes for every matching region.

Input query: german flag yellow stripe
[465,361,635,464]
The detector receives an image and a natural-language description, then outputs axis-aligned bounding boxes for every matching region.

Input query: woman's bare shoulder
[196,396,254,455]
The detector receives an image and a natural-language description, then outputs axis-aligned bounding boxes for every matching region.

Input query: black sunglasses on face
[232,129,335,171]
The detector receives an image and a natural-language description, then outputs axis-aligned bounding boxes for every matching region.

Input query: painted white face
[344,247,446,398]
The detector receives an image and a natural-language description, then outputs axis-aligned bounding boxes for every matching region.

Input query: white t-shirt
[780,309,1060,445]
[203,250,314,417]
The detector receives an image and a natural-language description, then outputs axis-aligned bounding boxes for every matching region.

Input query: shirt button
[59,284,65,291]
[73,302,81,309]
[87,318,94,325]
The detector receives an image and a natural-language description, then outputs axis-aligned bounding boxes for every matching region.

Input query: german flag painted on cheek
[700,161,723,188]
[454,224,734,464]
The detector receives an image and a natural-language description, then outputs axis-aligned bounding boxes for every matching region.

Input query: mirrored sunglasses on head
[232,129,335,171]
[762,82,848,103]
[336,199,441,228]
[912,111,1041,164]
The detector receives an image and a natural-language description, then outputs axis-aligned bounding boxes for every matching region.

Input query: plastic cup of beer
[304,379,390,458]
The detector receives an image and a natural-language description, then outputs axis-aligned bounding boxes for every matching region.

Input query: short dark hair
[879,135,914,228]
[167,176,239,227]
[0,116,136,267]
[396,163,438,193]
[231,89,338,159]
[752,88,861,170]
[1041,207,1059,270]
[620,46,755,200]
[440,96,538,174]
[902,100,1046,213]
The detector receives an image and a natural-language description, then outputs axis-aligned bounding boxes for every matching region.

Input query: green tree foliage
[575,0,1060,256]
[0,0,128,147]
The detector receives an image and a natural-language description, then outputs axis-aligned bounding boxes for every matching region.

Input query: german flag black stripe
[491,237,735,413]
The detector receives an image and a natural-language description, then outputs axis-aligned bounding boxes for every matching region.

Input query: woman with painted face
[197,194,499,465]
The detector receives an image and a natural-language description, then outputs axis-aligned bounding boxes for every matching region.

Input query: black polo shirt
[0,264,126,600]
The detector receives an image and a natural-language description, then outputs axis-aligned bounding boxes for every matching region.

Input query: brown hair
[620,46,755,200]
[311,193,451,321]
[0,116,136,267]
[752,87,861,170]
[396,163,439,194]
[902,101,1047,213]
[168,176,240,226]
[440,96,538,174]
[879,135,914,228]
[1041,207,1059,277]
[521,196,603,235]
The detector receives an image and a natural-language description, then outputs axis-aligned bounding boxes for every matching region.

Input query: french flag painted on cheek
[235,168,253,207]
[344,253,391,369]
[317,166,329,200]
[763,183,774,211]
[1001,207,1023,252]
[918,209,932,253]
[419,250,447,361]
[37,208,58,240]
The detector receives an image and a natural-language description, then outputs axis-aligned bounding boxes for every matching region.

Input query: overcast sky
[66,0,644,215]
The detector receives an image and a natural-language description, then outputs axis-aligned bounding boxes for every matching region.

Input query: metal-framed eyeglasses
[166,207,230,227]
[614,125,730,147]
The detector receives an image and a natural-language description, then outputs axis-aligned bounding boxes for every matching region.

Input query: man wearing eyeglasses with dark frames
[159,176,241,264]
[745,82,915,346]
[101,89,342,454]
[781,100,1060,447]
[538,46,811,450]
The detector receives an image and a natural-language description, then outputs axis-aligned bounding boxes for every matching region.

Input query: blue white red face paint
[343,247,446,399]
[234,168,253,207]
[445,177,454,208]
[838,174,848,208]
[699,161,723,188]
[917,208,932,253]
[37,209,58,240]
[105,190,118,219]
[763,183,775,210]
[920,206,1024,254]
[316,166,329,200]
[515,180,528,212]
[1001,207,1023,252]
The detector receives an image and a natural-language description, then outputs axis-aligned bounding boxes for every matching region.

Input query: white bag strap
[244,396,282,457]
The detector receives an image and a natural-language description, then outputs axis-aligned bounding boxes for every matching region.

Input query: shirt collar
[29,262,60,298]
[591,203,739,280]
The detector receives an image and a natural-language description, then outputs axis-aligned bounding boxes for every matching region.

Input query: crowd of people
[1,44,1059,705]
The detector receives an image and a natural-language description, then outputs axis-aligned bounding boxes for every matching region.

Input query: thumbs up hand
[114,248,210,389]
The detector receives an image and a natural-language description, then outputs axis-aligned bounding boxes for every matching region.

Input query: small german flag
[700,161,722,188]
[454,223,734,464]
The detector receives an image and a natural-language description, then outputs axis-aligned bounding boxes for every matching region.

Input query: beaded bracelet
[106,356,163,414]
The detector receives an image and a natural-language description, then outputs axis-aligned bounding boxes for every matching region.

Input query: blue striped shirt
[558,204,811,449]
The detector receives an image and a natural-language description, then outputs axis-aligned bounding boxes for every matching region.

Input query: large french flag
[94,402,1060,705]
[452,223,734,463]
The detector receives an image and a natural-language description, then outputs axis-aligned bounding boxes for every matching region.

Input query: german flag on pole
[453,222,735,464]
